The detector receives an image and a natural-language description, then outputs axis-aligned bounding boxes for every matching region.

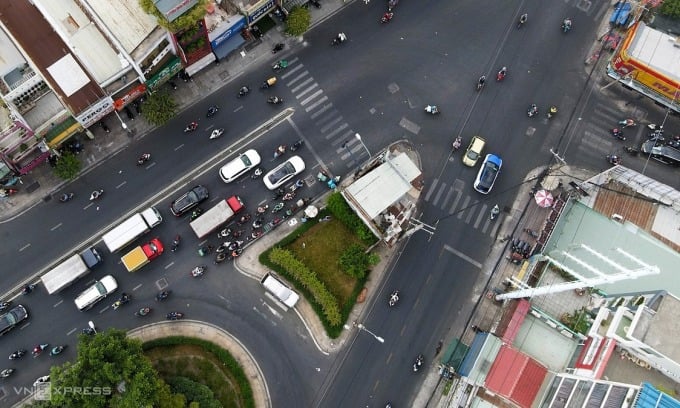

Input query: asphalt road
[1,0,679,406]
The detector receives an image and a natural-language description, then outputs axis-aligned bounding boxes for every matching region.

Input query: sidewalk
[0,1,349,222]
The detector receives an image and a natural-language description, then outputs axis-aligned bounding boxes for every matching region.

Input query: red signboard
[113,84,147,111]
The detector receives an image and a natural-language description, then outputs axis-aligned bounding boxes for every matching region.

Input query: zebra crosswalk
[423,177,502,237]
[280,58,367,168]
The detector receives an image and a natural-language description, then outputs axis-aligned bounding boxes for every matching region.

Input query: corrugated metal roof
[485,345,547,408]
[634,382,680,408]
[87,0,157,53]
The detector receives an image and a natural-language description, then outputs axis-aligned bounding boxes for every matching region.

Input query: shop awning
[213,35,245,60]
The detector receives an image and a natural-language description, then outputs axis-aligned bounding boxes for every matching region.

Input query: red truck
[121,238,164,272]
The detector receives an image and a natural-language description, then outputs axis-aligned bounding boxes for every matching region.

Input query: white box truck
[190,196,243,239]
[102,207,162,253]
[41,247,102,295]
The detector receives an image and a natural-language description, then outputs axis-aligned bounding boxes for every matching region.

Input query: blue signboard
[248,0,275,24]
[211,17,247,49]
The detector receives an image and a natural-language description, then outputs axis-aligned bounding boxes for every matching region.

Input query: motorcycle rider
[137,153,151,165]
[562,18,572,31]
[59,192,74,202]
[608,155,621,165]
[381,12,394,23]
[238,86,250,96]
[518,13,528,26]
[497,66,507,81]
[477,75,486,90]
[490,204,500,220]
[388,290,399,307]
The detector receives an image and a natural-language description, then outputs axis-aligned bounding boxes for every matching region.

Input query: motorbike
[156,290,171,301]
[290,179,305,192]
[476,75,486,91]
[59,192,75,203]
[452,136,462,151]
[228,248,243,260]
[547,106,558,119]
[527,104,538,117]
[168,81,178,90]
[611,128,626,141]
[272,188,285,200]
[272,43,284,54]
[190,208,203,220]
[50,345,66,356]
[191,265,206,278]
[517,13,527,28]
[238,86,250,98]
[22,284,36,295]
[89,189,104,201]
[388,0,398,11]
[206,105,219,118]
[272,202,285,213]
[112,293,131,310]
[424,105,440,115]
[524,228,540,239]
[210,128,225,140]
[267,96,284,105]
[32,344,49,358]
[261,77,277,89]
[215,252,227,264]
[0,368,14,378]
[166,312,184,320]
[0,188,18,197]
[9,349,26,360]
[257,205,269,215]
[171,234,181,252]
[137,153,151,165]
[490,204,500,220]
[252,217,264,229]
[496,67,507,81]
[283,192,295,201]
[561,18,572,33]
[624,146,639,156]
[272,60,288,71]
[0,301,10,312]
[184,122,198,133]
[619,119,636,128]
[607,154,622,165]
[236,213,252,226]
[331,32,348,46]
[310,0,321,8]
[135,307,151,317]
[249,230,263,240]
[290,140,304,151]
[436,340,443,355]
[274,145,287,158]
[217,228,232,238]
[99,121,110,133]
[381,12,394,24]
[388,290,399,307]
[82,327,96,336]
[413,354,424,372]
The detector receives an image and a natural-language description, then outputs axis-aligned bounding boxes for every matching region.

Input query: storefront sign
[248,0,275,24]
[76,98,115,128]
[113,84,147,111]
[146,57,183,90]
[211,17,246,49]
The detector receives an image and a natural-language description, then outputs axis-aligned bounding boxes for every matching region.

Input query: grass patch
[144,337,254,408]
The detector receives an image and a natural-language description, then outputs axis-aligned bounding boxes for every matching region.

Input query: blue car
[473,154,502,194]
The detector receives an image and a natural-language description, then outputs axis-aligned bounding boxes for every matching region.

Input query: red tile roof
[485,345,548,408]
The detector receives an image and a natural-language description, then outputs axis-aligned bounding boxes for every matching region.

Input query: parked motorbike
[272,43,284,54]
[50,345,66,356]
[89,189,104,201]
[310,0,321,8]
[166,312,184,320]
[99,121,110,133]
[137,153,151,165]
[210,128,225,140]
[206,105,219,118]
[388,290,399,307]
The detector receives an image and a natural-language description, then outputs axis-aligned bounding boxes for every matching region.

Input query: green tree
[139,0,209,32]
[285,6,311,37]
[46,329,182,408]
[141,90,177,126]
[53,151,81,180]
[660,0,680,19]
[339,244,378,279]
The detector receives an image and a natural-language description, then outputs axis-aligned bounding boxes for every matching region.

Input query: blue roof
[634,382,680,408]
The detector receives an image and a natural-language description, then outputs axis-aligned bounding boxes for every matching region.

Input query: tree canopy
[285,6,311,37]
[141,90,177,126]
[43,329,183,408]
[139,0,209,32]
[53,151,81,180]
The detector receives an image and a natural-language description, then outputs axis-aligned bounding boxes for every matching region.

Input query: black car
[0,305,28,336]
[170,185,209,216]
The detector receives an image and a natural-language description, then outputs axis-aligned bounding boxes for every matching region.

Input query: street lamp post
[355,133,371,158]
[352,320,384,343]
[114,110,132,136]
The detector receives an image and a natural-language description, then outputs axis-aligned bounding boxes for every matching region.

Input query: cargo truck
[41,247,102,295]
[121,238,164,272]
[102,207,162,253]
[189,196,243,239]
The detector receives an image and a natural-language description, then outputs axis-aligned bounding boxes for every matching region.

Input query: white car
[263,155,305,190]
[219,149,261,183]
[74,275,118,311]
